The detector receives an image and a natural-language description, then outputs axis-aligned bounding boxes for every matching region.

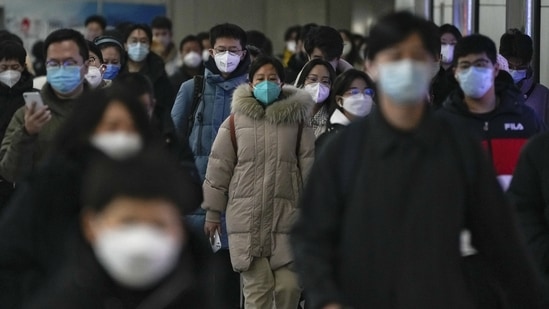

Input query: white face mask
[341,93,373,117]
[91,132,143,160]
[92,224,181,289]
[183,51,202,68]
[85,66,103,89]
[456,66,494,99]
[286,41,297,53]
[378,59,431,106]
[0,70,21,88]
[202,50,211,62]
[304,82,330,104]
[214,51,241,73]
[441,44,455,64]
[342,42,352,57]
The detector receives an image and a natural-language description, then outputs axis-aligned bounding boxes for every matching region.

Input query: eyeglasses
[45,59,82,69]
[305,75,331,87]
[0,64,22,72]
[211,47,243,55]
[347,88,375,97]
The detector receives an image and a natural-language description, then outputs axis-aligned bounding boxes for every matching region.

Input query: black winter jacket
[291,108,546,309]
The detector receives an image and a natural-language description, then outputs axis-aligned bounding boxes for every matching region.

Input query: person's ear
[240,49,247,60]
[99,64,107,75]
[336,95,344,107]
[493,62,500,78]
[81,210,98,245]
[209,48,215,57]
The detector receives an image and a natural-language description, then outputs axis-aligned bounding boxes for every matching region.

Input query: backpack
[186,75,205,137]
[228,113,304,169]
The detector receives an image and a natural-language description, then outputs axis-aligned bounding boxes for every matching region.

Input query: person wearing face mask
[0,29,91,184]
[84,15,106,41]
[438,34,545,191]
[169,35,205,93]
[0,88,198,307]
[500,29,549,125]
[0,40,35,210]
[85,41,110,89]
[280,25,300,67]
[94,35,125,81]
[294,59,336,137]
[150,16,179,77]
[121,23,175,153]
[203,56,315,309]
[316,69,375,150]
[284,23,318,84]
[291,12,547,309]
[304,26,354,77]
[171,23,251,308]
[430,24,461,109]
[24,149,210,309]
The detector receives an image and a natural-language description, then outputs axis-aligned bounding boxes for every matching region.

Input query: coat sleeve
[507,134,549,276]
[171,79,195,139]
[0,108,38,182]
[298,126,315,185]
[202,117,237,223]
[291,133,348,309]
[465,133,548,306]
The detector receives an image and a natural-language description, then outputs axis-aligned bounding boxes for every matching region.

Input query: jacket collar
[442,80,525,117]
[231,84,313,124]
[40,82,88,117]
[368,106,439,157]
[330,109,351,126]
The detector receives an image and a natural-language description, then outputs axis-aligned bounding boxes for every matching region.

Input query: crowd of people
[0,9,548,309]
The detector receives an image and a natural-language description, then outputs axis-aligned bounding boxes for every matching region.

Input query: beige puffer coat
[202,84,315,272]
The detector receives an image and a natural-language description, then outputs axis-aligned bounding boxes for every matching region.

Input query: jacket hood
[232,84,313,124]
[442,78,524,116]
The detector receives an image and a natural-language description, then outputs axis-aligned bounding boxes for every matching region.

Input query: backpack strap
[229,113,237,155]
[296,121,303,169]
[187,75,205,137]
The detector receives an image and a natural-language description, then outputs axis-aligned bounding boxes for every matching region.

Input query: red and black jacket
[437,81,546,186]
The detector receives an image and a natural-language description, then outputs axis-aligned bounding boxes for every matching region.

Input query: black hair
[53,88,153,158]
[339,29,359,65]
[439,24,462,41]
[123,24,153,44]
[179,35,202,52]
[367,11,439,61]
[209,23,247,50]
[294,58,336,89]
[85,15,107,30]
[297,23,318,43]
[330,69,375,114]
[151,16,172,31]
[44,28,89,64]
[31,40,45,61]
[246,30,273,56]
[0,30,24,46]
[284,25,301,41]
[499,29,533,64]
[197,32,210,42]
[0,40,27,65]
[86,40,103,63]
[304,26,343,61]
[82,148,202,215]
[454,34,497,65]
[248,55,285,82]
[112,72,155,98]
[94,35,126,67]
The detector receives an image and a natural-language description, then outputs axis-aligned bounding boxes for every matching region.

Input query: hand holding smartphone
[23,92,45,109]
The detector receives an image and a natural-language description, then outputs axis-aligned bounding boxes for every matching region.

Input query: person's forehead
[87,22,102,29]
[152,28,170,34]
[129,29,149,39]
[0,58,21,65]
[46,40,83,61]
[214,37,241,47]
[457,52,490,62]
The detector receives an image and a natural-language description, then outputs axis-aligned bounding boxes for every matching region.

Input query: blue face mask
[253,81,281,106]
[127,43,149,62]
[103,64,121,80]
[47,66,83,94]
[509,69,527,84]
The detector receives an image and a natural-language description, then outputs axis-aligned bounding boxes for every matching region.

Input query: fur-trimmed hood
[231,84,314,124]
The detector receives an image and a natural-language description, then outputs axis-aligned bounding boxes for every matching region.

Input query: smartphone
[211,230,222,253]
[23,92,45,109]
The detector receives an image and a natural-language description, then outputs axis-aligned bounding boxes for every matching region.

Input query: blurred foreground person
[291,11,546,309]
[203,56,315,308]
[0,89,200,305]
[26,150,209,309]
